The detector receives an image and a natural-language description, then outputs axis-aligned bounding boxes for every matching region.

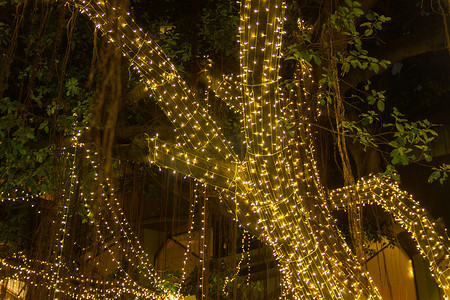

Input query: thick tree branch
[113,135,262,237]
[329,175,450,292]
[147,136,237,191]
[148,136,262,237]
[70,0,239,163]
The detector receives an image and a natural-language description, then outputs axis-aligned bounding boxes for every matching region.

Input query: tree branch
[200,71,242,112]
[329,175,450,292]
[70,0,239,163]
[113,134,262,237]
[147,136,237,191]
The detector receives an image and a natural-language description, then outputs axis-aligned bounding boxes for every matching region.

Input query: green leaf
[429,129,438,136]
[364,28,373,36]
[361,117,370,126]
[38,121,48,130]
[400,155,409,166]
[353,8,364,16]
[428,171,441,183]
[370,63,380,74]
[377,100,385,112]
[313,55,321,66]
[440,173,448,184]
[344,0,353,7]
[367,95,376,105]
[391,150,400,165]
[344,63,351,73]
[379,15,391,22]
[366,11,377,21]
[302,33,311,43]
[379,60,389,69]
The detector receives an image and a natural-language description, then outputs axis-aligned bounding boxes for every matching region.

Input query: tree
[64,0,450,298]
[1,0,449,299]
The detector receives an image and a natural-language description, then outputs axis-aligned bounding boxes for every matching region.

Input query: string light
[330,175,450,293]
[66,0,450,298]
[2,0,448,299]
[81,146,180,299]
[178,180,201,293]
[243,229,251,286]
[2,128,181,299]
[199,184,207,298]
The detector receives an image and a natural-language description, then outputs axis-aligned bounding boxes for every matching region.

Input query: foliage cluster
[284,0,449,183]
[0,1,94,196]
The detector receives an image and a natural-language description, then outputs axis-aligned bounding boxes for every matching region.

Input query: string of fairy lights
[0,192,39,203]
[1,0,450,299]
[330,176,450,292]
[51,130,82,300]
[236,1,376,298]
[178,181,200,294]
[2,253,166,299]
[206,73,243,112]
[199,185,207,298]
[1,129,188,299]
[69,0,449,298]
[75,0,239,165]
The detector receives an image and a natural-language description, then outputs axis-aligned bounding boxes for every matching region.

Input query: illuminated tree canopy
[1,0,449,299]
[65,0,450,299]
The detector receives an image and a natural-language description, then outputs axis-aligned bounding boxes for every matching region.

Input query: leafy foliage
[428,164,450,185]
[284,0,448,182]
[0,2,93,195]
